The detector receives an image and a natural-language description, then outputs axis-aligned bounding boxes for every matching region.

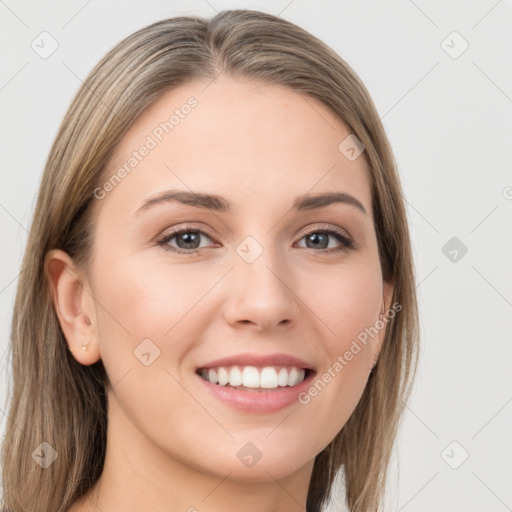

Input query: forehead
[97,75,372,219]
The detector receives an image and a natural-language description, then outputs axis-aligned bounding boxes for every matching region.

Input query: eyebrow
[134,189,367,216]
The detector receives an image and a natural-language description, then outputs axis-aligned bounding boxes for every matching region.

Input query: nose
[222,243,300,332]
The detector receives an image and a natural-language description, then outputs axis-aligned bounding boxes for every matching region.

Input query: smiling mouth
[196,365,313,391]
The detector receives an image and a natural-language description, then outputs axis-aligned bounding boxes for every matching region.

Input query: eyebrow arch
[293,192,367,214]
[134,190,367,216]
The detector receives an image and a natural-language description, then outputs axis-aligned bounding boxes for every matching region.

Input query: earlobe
[44,249,100,366]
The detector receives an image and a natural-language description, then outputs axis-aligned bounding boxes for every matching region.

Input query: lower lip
[196,371,315,413]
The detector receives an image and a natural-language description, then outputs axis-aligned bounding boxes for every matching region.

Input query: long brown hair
[1,9,419,512]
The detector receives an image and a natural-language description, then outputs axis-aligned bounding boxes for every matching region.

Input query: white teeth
[287,367,298,386]
[229,366,243,386]
[242,366,260,388]
[208,368,218,384]
[260,367,278,388]
[199,365,308,389]
[217,367,229,386]
[277,368,288,387]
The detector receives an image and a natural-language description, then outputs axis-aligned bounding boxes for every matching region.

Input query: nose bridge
[223,232,298,329]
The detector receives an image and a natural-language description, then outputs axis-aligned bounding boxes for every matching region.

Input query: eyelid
[159,224,215,240]
[296,222,353,242]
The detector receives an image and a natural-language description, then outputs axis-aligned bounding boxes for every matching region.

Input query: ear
[44,249,100,366]
[371,279,395,370]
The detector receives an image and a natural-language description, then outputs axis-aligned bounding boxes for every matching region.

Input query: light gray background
[1,1,511,511]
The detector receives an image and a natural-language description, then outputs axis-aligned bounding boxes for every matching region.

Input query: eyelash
[156,224,355,256]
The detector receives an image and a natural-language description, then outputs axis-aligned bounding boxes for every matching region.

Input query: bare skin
[47,75,393,512]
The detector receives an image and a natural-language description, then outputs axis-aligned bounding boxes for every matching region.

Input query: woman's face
[81,76,392,483]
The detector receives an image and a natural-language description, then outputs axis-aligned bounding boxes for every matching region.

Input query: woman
[1,9,419,512]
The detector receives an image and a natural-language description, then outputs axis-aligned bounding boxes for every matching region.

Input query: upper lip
[196,352,316,371]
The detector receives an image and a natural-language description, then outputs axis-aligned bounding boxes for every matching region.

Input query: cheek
[295,262,382,438]
[88,253,218,440]
[310,260,383,357]
[89,248,224,381]
[92,249,217,335]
